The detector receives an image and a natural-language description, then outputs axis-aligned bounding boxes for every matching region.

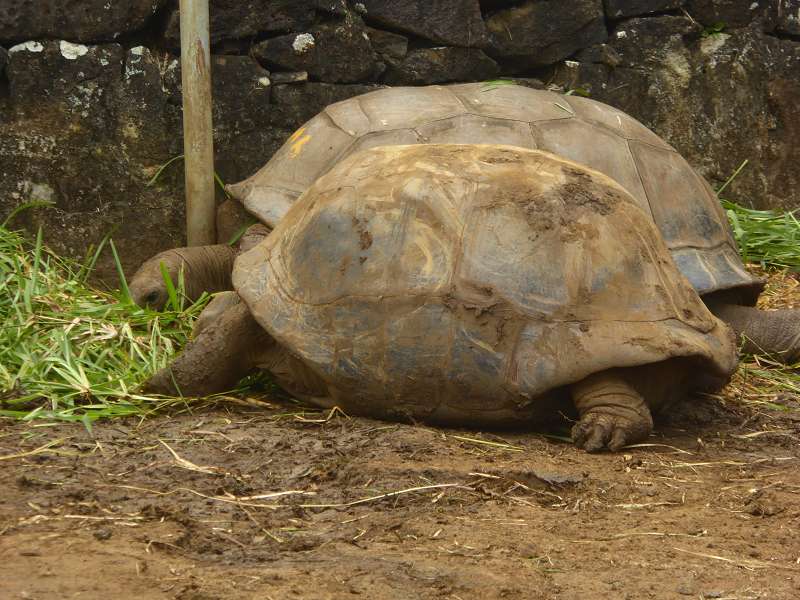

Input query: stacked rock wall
[0,0,798,280]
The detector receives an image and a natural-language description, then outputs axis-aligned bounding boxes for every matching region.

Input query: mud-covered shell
[233,145,737,424]
[227,83,762,302]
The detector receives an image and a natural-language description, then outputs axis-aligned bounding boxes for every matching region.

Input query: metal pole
[179,0,216,246]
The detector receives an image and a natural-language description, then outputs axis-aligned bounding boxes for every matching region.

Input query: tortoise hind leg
[706,302,800,364]
[144,300,273,397]
[571,369,654,453]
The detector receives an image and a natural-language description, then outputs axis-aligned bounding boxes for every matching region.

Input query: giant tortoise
[145,145,738,452]
[130,83,799,362]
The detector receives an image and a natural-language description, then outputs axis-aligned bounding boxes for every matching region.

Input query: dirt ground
[3,270,800,600]
[2,391,800,600]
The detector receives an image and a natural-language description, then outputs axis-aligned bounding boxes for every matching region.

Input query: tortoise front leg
[570,369,654,453]
[144,301,273,397]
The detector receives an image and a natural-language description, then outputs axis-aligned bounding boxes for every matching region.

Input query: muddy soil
[2,393,800,600]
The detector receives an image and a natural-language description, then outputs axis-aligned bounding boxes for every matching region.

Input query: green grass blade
[159,261,180,311]
[716,159,749,196]
[0,221,221,423]
[77,232,111,283]
[147,154,184,187]
[214,171,231,199]
[716,160,800,270]
[227,220,258,246]
[109,239,132,303]
[22,228,43,314]
[721,199,800,270]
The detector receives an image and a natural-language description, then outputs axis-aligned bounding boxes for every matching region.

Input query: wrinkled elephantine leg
[144,301,273,397]
[571,369,654,453]
[707,303,800,364]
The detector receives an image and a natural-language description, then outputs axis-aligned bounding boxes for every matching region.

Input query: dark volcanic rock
[551,18,800,211]
[0,46,7,74]
[210,56,274,183]
[117,47,183,165]
[1,42,185,281]
[316,0,349,16]
[0,0,168,44]
[385,47,499,84]
[686,0,777,30]
[270,71,309,84]
[778,0,800,35]
[271,82,382,124]
[486,0,608,66]
[164,0,316,47]
[359,0,488,47]
[367,27,409,65]
[575,43,623,66]
[607,15,699,68]
[604,0,684,18]
[252,17,381,83]
[6,41,125,122]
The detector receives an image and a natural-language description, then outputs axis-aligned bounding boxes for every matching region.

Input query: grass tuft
[721,200,800,271]
[0,223,210,423]
[718,159,800,271]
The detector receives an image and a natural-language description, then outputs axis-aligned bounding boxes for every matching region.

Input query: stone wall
[0,0,798,281]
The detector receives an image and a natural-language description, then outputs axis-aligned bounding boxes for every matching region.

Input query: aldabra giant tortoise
[146,145,738,452]
[130,83,800,362]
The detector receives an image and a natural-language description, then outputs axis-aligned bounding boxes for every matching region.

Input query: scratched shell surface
[233,145,738,424]
[227,83,762,301]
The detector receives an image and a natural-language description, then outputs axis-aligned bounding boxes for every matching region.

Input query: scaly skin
[129,225,271,311]
[707,303,800,364]
[144,301,273,397]
[192,291,241,338]
[129,244,236,310]
[571,369,655,453]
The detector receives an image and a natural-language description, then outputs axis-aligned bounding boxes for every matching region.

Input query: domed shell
[233,145,737,424]
[227,83,762,301]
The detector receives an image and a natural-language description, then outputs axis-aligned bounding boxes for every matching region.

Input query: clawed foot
[572,408,652,453]
[570,369,655,453]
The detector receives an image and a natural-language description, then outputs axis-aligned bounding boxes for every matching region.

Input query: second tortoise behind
[228,82,759,302]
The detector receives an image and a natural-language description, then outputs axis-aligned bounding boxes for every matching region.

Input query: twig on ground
[158,439,228,475]
[0,438,67,461]
[673,546,796,571]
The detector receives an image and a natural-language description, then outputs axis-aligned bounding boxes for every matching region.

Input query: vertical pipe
[180,0,216,246]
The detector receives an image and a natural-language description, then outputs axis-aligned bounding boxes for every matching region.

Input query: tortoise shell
[233,145,737,424]
[227,83,762,302]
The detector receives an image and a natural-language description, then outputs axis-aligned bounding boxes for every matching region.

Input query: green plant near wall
[0,211,212,424]
[702,21,727,37]
[717,161,800,271]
